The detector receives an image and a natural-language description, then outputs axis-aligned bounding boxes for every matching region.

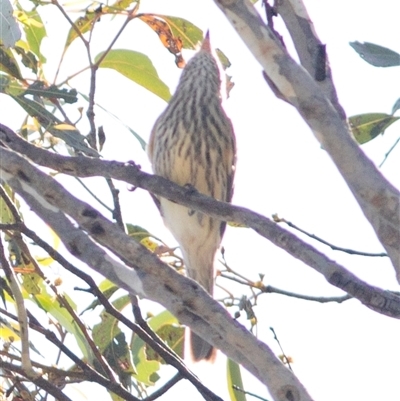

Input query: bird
[147,32,236,361]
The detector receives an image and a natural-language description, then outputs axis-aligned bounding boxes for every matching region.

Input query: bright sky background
[2,0,400,400]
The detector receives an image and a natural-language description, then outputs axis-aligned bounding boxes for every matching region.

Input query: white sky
[2,0,400,400]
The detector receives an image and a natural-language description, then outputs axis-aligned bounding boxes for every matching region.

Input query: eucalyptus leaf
[95,49,171,101]
[350,41,400,67]
[349,113,400,144]
[17,7,47,62]
[0,48,23,79]
[157,15,203,49]
[11,95,98,156]
[14,45,38,74]
[0,0,21,48]
[24,81,78,103]
[227,358,247,401]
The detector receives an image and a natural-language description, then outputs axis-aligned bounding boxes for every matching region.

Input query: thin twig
[232,385,270,401]
[52,0,91,83]
[0,238,36,379]
[261,285,351,303]
[270,327,292,371]
[74,176,113,212]
[379,135,400,167]
[105,178,124,229]
[143,373,183,401]
[273,215,388,257]
[57,66,91,86]
[86,4,140,140]
[93,4,139,68]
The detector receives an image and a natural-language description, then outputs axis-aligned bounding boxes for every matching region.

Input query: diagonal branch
[0,125,399,317]
[212,0,400,281]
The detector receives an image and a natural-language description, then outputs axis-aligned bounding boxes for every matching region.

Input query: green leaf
[349,42,400,67]
[98,279,119,293]
[0,48,23,79]
[24,81,78,103]
[0,75,25,96]
[126,224,164,243]
[149,312,183,359]
[92,295,130,352]
[131,310,180,384]
[146,324,184,361]
[0,315,21,341]
[16,8,47,63]
[157,15,203,50]
[14,45,39,74]
[227,359,247,401]
[95,49,171,101]
[132,344,160,385]
[0,184,20,226]
[147,310,179,332]
[216,48,231,70]
[21,272,42,295]
[34,288,92,360]
[102,332,135,385]
[64,11,99,51]
[10,95,98,156]
[92,296,136,382]
[106,0,137,13]
[0,75,10,93]
[349,113,400,144]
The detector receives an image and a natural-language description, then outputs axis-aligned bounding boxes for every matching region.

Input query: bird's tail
[183,244,217,362]
[189,330,216,362]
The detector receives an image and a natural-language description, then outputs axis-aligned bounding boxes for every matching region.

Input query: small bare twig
[232,385,270,401]
[269,327,292,371]
[273,214,388,257]
[379,135,400,167]
[106,178,124,230]
[74,176,113,212]
[143,373,183,401]
[0,238,37,379]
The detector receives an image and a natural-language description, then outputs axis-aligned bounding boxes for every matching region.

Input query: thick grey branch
[212,0,400,281]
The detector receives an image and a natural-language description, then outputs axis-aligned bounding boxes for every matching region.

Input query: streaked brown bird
[148,33,236,361]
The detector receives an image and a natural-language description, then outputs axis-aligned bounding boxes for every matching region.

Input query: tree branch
[0,124,398,316]
[0,238,36,379]
[211,0,400,282]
